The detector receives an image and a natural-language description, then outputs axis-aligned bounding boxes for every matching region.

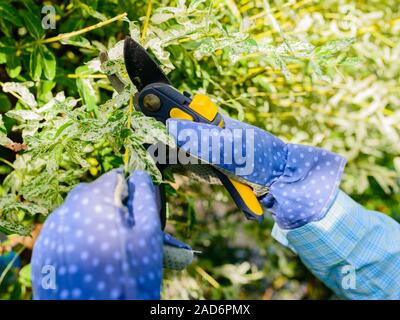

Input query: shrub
[0,0,399,299]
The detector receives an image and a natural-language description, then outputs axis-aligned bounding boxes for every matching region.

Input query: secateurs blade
[123,36,264,221]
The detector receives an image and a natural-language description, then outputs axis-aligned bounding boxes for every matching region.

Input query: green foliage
[0,0,399,300]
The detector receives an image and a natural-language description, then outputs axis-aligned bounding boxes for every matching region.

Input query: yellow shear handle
[212,169,264,218]
[170,94,264,219]
[228,177,264,216]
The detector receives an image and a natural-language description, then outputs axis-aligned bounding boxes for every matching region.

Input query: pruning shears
[104,36,264,226]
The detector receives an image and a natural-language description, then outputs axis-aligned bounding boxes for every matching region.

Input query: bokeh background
[0,0,399,299]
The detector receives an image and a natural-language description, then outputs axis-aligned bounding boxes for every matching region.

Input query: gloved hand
[167,116,346,229]
[31,169,193,300]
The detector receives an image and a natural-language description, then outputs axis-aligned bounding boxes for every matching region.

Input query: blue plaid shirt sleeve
[272,190,400,299]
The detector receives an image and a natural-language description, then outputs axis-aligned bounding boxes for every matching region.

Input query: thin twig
[41,13,127,44]
[0,81,27,105]
[124,96,134,172]
[141,0,153,42]
[0,246,25,287]
[0,157,16,170]
[194,266,221,289]
[67,74,107,79]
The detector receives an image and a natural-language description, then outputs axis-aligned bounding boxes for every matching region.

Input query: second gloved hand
[167,116,346,229]
[31,169,193,300]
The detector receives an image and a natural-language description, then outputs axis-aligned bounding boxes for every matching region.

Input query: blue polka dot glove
[167,117,346,229]
[31,169,193,300]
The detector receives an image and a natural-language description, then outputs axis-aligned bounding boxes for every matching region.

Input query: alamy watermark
[41,5,56,30]
[341,264,356,290]
[148,126,256,176]
[41,265,56,290]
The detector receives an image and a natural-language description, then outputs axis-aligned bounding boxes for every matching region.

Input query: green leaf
[0,48,6,64]
[394,157,400,175]
[1,82,37,108]
[314,38,355,58]
[0,114,8,134]
[23,9,45,39]
[37,80,56,104]
[0,93,11,113]
[0,17,11,37]
[151,12,175,24]
[6,54,21,78]
[0,41,17,65]
[0,219,31,236]
[0,1,23,27]
[273,52,291,80]
[30,45,42,81]
[19,0,39,13]
[6,110,42,122]
[19,264,32,288]
[0,165,12,175]
[75,66,98,115]
[61,36,93,49]
[53,121,73,139]
[40,46,56,80]
[220,0,241,20]
[0,114,12,146]
[76,0,108,21]
[339,56,363,66]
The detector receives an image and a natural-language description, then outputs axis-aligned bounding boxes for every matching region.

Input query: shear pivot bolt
[143,94,161,112]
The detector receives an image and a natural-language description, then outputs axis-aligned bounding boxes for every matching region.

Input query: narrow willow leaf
[0,114,10,133]
[76,0,108,21]
[128,21,141,40]
[2,82,37,108]
[30,45,42,81]
[223,0,242,20]
[20,171,65,210]
[6,53,21,78]
[188,0,208,10]
[40,45,56,80]
[314,38,355,58]
[75,66,98,115]
[273,52,291,80]
[0,1,23,27]
[151,13,175,24]
[0,93,11,113]
[0,195,48,216]
[131,112,175,147]
[0,117,12,146]
[278,39,315,57]
[339,57,363,66]
[61,36,93,49]
[37,80,56,104]
[19,264,32,287]
[194,38,216,60]
[0,219,31,236]
[394,157,400,175]
[52,121,74,139]
[23,9,44,39]
[0,47,7,64]
[6,110,42,122]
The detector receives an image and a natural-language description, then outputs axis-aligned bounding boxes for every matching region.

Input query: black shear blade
[123,36,170,91]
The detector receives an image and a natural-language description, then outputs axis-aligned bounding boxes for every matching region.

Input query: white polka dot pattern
[168,117,287,188]
[31,169,164,300]
[261,144,346,229]
[167,117,346,229]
